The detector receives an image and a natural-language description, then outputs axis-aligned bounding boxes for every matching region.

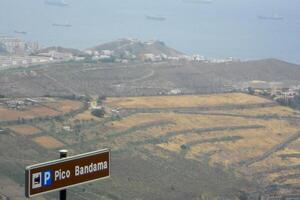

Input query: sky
[0,0,299,63]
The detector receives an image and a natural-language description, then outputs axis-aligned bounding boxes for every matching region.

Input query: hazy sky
[0,0,299,63]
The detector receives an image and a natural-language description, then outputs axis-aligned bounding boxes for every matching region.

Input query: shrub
[91,108,105,118]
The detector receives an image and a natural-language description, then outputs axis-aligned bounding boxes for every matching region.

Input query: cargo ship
[45,0,68,7]
[182,0,213,4]
[146,15,166,21]
[258,15,284,20]
[14,30,27,35]
[52,23,72,27]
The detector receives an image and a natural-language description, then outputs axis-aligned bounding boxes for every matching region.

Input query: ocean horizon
[0,0,299,64]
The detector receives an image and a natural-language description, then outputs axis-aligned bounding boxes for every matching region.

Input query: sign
[25,149,110,197]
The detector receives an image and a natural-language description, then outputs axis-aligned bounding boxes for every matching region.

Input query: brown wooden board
[25,149,110,197]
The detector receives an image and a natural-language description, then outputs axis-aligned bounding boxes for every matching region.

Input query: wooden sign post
[25,149,110,198]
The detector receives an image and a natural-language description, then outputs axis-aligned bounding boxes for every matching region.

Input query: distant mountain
[89,39,184,57]
[34,46,85,56]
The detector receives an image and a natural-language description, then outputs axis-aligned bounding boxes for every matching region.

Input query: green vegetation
[91,108,105,118]
[97,95,107,105]
[290,94,300,109]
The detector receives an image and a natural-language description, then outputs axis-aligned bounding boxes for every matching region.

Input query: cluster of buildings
[187,55,240,63]
[62,125,73,132]
[168,88,182,95]
[207,57,240,63]
[271,88,299,103]
[35,47,85,61]
[85,49,139,63]
[0,36,242,69]
[134,53,238,63]
[37,50,73,60]
[2,98,38,110]
[0,36,86,69]
[261,194,300,200]
[0,36,54,69]
[0,55,53,69]
[36,50,83,61]
[0,36,39,55]
[242,80,300,104]
[85,49,119,62]
[84,47,240,64]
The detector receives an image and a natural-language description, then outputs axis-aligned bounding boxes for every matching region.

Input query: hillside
[89,38,184,57]
[1,53,300,199]
[0,58,299,97]
[1,93,300,199]
[105,94,300,198]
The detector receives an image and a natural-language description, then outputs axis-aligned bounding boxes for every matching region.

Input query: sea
[0,0,299,64]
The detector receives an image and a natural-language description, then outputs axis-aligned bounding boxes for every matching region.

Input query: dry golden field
[224,106,300,117]
[105,93,300,191]
[33,136,64,149]
[0,107,59,121]
[44,100,83,113]
[0,98,83,122]
[6,124,40,136]
[106,93,271,108]
[1,93,299,199]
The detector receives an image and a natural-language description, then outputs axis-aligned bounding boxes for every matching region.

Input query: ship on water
[258,15,284,20]
[45,0,68,7]
[146,15,166,21]
[14,30,27,35]
[182,0,213,4]
[52,23,72,27]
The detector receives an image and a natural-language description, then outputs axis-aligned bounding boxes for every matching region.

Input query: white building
[101,50,114,56]
[0,36,26,54]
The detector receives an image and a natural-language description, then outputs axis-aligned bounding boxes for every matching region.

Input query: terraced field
[1,93,300,199]
[105,93,300,196]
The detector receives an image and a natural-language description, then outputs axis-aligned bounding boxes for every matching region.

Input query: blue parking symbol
[42,170,53,187]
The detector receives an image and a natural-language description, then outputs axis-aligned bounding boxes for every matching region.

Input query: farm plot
[43,100,83,113]
[33,136,64,149]
[0,98,84,122]
[6,124,40,136]
[106,93,271,109]
[72,110,102,121]
[104,93,300,195]
[0,107,59,121]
